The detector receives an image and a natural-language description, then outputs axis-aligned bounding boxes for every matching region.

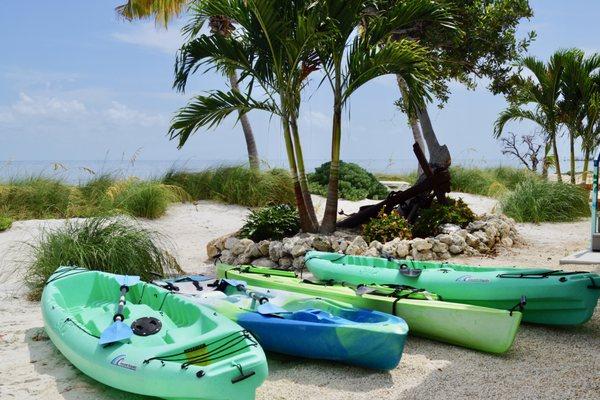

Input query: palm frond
[115,0,189,27]
[169,90,278,148]
[494,106,545,138]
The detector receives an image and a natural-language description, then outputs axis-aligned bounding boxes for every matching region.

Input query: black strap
[509,296,527,316]
[498,270,590,279]
[588,276,600,289]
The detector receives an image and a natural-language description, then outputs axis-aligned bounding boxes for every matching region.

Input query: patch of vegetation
[374,171,418,184]
[0,177,73,219]
[500,179,590,223]
[25,217,181,300]
[110,180,187,219]
[362,209,412,243]
[412,198,476,238]
[0,215,12,231]
[163,166,295,207]
[450,166,538,196]
[239,204,300,241]
[309,161,389,201]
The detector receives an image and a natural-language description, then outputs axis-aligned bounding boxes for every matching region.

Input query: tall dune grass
[163,166,295,207]
[0,177,73,219]
[500,179,590,223]
[25,217,182,300]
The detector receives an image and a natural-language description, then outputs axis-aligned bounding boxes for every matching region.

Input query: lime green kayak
[216,264,522,354]
[305,251,600,325]
[42,267,268,400]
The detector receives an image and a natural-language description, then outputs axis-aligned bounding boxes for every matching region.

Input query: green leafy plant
[25,217,182,300]
[412,198,476,238]
[501,179,590,223]
[239,204,300,241]
[362,209,412,243]
[309,161,388,201]
[0,215,12,231]
[0,177,73,219]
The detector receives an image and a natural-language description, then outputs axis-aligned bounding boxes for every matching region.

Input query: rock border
[207,214,520,270]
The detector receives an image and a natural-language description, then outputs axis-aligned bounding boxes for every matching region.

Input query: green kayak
[305,251,600,325]
[42,267,268,400]
[217,264,522,354]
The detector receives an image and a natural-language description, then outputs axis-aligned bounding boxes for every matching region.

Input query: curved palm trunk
[228,72,260,170]
[290,116,319,230]
[320,70,342,234]
[396,76,426,174]
[282,118,314,232]
[569,131,576,184]
[552,135,562,182]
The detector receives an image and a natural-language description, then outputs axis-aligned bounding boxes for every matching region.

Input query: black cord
[64,318,100,339]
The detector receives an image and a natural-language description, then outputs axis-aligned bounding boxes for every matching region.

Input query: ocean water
[0,157,577,184]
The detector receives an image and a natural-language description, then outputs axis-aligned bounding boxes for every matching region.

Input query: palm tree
[495,52,568,181]
[116,0,260,170]
[316,0,454,233]
[168,0,321,232]
[560,50,600,183]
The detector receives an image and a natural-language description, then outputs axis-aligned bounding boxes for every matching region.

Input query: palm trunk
[552,135,562,182]
[583,146,591,183]
[396,76,426,174]
[282,116,313,232]
[320,69,342,233]
[228,71,260,170]
[290,115,319,231]
[569,130,576,184]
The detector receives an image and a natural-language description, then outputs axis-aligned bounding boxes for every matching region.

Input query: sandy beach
[0,194,598,400]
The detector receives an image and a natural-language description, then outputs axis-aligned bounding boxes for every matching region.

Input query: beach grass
[500,179,590,223]
[0,215,12,231]
[25,217,182,300]
[162,166,295,207]
[0,166,294,222]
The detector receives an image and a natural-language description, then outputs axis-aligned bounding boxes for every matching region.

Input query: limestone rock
[500,237,514,247]
[346,236,368,255]
[269,241,284,262]
[251,257,277,268]
[291,243,310,258]
[363,247,381,257]
[312,236,332,252]
[279,257,293,270]
[440,223,461,234]
[257,240,271,256]
[220,249,235,264]
[232,238,254,256]
[465,233,479,247]
[369,240,383,250]
[292,257,305,270]
[432,241,448,254]
[448,244,464,254]
[436,234,453,245]
[224,237,241,251]
[413,238,433,252]
[396,240,411,258]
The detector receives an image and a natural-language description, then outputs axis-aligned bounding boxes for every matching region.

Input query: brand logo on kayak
[110,355,137,371]
[456,275,490,283]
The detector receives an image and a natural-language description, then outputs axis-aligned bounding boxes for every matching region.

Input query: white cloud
[0,93,165,129]
[112,22,185,54]
[105,101,167,127]
[301,110,330,129]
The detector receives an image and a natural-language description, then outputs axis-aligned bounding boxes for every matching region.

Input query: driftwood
[336,143,451,228]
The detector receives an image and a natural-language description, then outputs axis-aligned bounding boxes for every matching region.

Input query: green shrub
[492,167,537,190]
[25,217,182,300]
[375,171,418,184]
[309,161,388,201]
[111,181,186,219]
[362,209,412,243]
[0,215,12,231]
[412,198,476,238]
[0,177,72,219]
[449,167,495,195]
[239,204,300,241]
[163,166,295,207]
[501,179,590,223]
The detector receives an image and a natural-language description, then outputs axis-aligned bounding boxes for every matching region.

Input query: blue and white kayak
[158,276,409,370]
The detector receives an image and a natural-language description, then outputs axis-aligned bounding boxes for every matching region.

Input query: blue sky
[1,1,599,173]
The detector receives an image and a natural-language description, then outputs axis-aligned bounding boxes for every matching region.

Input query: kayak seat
[290,309,340,324]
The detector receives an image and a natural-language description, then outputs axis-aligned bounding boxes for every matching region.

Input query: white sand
[0,195,598,400]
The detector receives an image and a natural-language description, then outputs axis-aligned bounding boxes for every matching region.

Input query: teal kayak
[305,251,600,325]
[42,267,268,400]
[163,276,409,370]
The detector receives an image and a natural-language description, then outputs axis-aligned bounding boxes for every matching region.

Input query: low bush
[163,166,295,207]
[362,209,412,243]
[412,198,476,238]
[450,166,539,197]
[501,179,590,223]
[0,215,12,231]
[239,204,300,241]
[25,217,182,300]
[309,161,388,201]
[375,171,419,184]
